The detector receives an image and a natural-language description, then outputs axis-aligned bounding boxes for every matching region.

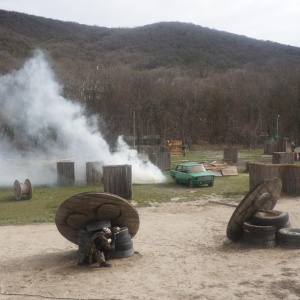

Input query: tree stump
[57,162,75,186]
[102,165,132,199]
[223,147,238,163]
[86,162,102,185]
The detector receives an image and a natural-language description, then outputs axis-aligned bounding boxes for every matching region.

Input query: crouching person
[85,227,114,268]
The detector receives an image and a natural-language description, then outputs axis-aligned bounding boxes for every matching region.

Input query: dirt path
[1,196,300,300]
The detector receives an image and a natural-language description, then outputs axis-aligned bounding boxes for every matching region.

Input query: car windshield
[187,165,206,173]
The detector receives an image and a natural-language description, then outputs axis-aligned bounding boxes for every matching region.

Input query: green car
[170,162,214,188]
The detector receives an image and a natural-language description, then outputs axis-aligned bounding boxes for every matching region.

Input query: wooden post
[102,165,132,199]
[57,162,75,186]
[86,161,102,185]
[223,147,238,163]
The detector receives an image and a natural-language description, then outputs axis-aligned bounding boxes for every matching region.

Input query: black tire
[78,236,90,246]
[243,239,277,248]
[117,227,129,237]
[243,221,277,234]
[251,210,289,227]
[208,181,214,187]
[173,176,179,184]
[243,229,275,242]
[78,229,93,238]
[277,228,300,243]
[115,234,132,244]
[110,247,134,259]
[278,241,300,249]
[188,179,194,188]
[86,220,111,232]
[115,241,133,251]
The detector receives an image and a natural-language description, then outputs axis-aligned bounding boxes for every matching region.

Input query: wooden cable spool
[55,192,140,245]
[13,179,33,200]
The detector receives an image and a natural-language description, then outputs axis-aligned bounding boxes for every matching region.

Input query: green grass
[0,147,270,226]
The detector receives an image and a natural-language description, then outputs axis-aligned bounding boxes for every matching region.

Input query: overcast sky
[1,0,300,47]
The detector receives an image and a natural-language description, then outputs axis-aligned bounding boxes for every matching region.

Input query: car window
[181,166,187,173]
[176,165,182,171]
[187,165,206,173]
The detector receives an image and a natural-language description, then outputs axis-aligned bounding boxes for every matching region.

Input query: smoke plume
[0,50,166,186]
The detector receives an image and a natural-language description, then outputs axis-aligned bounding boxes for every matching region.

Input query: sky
[0,0,300,47]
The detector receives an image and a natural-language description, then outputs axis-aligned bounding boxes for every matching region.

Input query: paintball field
[1,195,300,300]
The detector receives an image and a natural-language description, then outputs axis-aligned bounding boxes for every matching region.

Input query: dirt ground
[1,195,300,300]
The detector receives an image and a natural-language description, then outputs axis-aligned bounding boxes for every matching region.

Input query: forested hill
[1,9,300,72]
[1,9,300,149]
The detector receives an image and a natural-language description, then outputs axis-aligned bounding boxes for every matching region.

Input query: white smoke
[0,50,166,186]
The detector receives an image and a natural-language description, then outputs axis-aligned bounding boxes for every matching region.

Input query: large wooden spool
[13,179,32,200]
[226,177,282,242]
[103,164,132,199]
[55,192,140,245]
[86,161,102,185]
[57,162,75,186]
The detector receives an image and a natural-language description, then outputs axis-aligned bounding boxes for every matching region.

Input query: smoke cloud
[0,50,166,186]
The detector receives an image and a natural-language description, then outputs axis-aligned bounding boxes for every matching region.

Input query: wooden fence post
[102,165,132,199]
[57,162,75,186]
[86,161,102,185]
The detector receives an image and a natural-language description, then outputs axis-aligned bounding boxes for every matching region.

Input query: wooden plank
[221,166,238,176]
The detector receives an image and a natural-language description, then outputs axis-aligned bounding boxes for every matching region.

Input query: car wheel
[173,176,179,184]
[188,179,194,188]
[208,181,214,187]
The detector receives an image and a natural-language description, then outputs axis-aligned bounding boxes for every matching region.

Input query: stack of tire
[110,227,134,259]
[77,220,134,265]
[242,210,291,248]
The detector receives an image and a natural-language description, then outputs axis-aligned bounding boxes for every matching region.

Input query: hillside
[1,9,300,150]
[1,9,300,72]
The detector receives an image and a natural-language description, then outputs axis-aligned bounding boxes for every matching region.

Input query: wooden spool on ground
[55,192,140,245]
[13,179,33,200]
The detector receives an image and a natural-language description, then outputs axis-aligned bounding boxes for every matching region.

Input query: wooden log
[86,161,102,185]
[103,165,132,199]
[272,152,294,164]
[57,162,75,186]
[223,147,238,163]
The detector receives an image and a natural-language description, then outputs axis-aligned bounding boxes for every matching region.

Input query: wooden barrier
[248,162,300,196]
[102,164,132,199]
[86,161,102,185]
[148,146,171,171]
[272,152,294,164]
[57,161,75,186]
[223,148,238,163]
